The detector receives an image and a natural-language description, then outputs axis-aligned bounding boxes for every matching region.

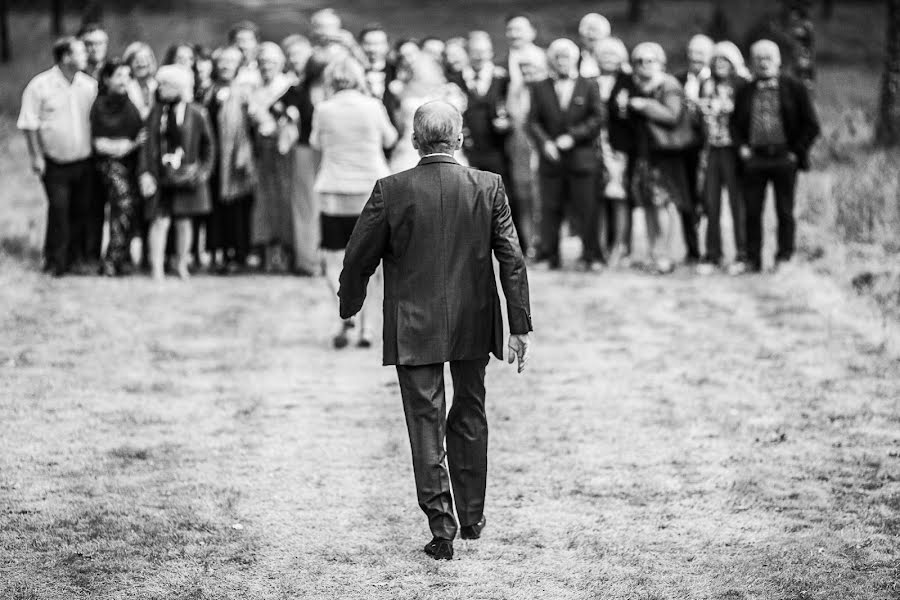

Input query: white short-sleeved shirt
[17,66,98,163]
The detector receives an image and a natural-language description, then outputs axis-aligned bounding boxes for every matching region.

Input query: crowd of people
[18,8,822,290]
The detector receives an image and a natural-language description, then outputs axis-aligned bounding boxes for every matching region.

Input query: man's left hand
[508,334,531,374]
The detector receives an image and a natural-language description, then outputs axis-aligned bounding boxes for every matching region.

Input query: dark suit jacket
[462,66,511,168]
[139,102,216,218]
[731,75,820,170]
[339,155,532,366]
[527,76,604,174]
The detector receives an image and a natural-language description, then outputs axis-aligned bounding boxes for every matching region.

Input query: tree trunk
[877,0,900,146]
[51,0,63,35]
[822,0,835,21]
[628,0,645,23]
[0,0,9,62]
[708,0,732,41]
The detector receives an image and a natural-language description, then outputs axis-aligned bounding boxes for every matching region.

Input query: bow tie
[756,78,779,89]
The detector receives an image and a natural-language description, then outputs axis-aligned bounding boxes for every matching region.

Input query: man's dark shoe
[423,537,453,560]
[460,516,486,540]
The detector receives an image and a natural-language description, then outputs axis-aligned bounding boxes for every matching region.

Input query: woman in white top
[309,57,398,349]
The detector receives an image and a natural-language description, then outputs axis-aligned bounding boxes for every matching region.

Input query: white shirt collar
[423,152,456,159]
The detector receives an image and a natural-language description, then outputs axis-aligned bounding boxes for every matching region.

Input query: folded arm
[338,181,389,319]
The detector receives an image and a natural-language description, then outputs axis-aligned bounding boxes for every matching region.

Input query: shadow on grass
[0,233,41,266]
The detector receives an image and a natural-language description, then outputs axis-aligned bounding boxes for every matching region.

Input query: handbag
[646,94,699,151]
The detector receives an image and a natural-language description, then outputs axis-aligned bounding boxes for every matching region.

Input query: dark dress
[139,102,216,220]
[90,93,144,273]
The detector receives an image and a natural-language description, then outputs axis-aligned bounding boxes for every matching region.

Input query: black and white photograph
[1,0,899,597]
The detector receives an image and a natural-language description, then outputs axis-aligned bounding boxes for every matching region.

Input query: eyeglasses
[633,57,657,65]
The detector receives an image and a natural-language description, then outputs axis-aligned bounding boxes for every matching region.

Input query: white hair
[547,38,580,61]
[579,13,611,39]
[750,39,782,65]
[687,34,714,56]
[632,41,667,66]
[414,100,463,154]
[712,41,751,80]
[155,64,194,100]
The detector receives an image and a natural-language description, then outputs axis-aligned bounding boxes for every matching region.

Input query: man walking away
[339,101,532,560]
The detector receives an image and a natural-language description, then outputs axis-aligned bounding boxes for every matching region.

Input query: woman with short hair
[138,64,216,280]
[123,42,158,120]
[310,57,398,348]
[608,42,690,274]
[91,59,145,276]
[248,42,302,272]
[696,41,751,276]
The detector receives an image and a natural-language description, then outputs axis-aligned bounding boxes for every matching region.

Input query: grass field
[1,1,899,598]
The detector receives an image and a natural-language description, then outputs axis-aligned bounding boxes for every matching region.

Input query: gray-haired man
[339,101,533,560]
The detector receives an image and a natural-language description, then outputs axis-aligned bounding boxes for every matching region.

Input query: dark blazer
[339,155,532,366]
[139,102,216,218]
[462,66,511,165]
[731,74,820,170]
[527,76,604,174]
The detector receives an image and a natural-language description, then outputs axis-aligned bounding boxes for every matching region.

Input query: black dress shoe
[460,516,486,540]
[423,537,453,560]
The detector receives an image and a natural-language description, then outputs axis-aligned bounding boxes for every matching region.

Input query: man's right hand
[31,155,46,177]
[543,141,560,162]
[508,333,531,374]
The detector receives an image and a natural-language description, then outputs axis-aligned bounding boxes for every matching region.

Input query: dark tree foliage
[878,0,900,145]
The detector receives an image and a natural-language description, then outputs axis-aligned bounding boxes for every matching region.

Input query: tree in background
[629,0,645,23]
[878,0,900,145]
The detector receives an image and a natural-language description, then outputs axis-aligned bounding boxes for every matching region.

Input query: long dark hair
[97,58,129,95]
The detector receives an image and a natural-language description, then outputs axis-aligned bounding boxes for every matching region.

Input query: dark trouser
[680,146,702,261]
[41,158,95,274]
[87,162,106,267]
[742,149,798,269]
[211,194,254,263]
[539,170,597,262]
[704,146,747,264]
[395,356,490,541]
[469,151,528,254]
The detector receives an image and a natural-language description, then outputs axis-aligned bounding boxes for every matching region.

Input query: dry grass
[1,254,899,599]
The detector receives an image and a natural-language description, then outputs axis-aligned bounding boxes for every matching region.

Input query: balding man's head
[750,39,781,79]
[413,101,463,157]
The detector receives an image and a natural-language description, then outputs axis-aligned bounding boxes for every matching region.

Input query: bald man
[339,101,532,560]
[732,39,819,272]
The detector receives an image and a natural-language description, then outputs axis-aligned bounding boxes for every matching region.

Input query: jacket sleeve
[338,181,389,319]
[196,106,217,184]
[730,82,751,149]
[568,79,605,142]
[490,175,533,335]
[527,83,551,147]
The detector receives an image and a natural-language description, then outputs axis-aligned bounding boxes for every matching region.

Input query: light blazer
[338,155,533,366]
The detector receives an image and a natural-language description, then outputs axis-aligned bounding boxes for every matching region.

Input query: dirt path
[1,251,898,600]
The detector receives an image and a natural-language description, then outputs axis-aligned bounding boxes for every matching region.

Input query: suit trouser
[539,170,597,261]
[742,152,797,269]
[679,146,702,261]
[41,158,95,273]
[396,356,490,540]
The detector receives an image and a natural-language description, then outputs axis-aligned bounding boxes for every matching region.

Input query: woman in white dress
[388,55,467,173]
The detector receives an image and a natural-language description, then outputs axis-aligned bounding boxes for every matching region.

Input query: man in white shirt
[18,37,98,276]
